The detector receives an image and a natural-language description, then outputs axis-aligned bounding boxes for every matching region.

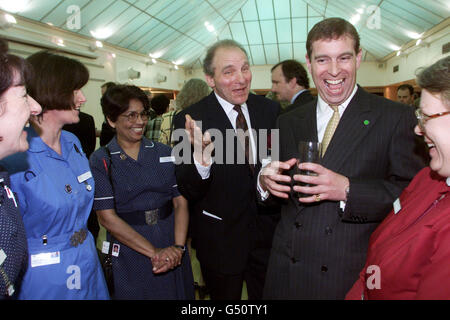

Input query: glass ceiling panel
[260,20,277,43]
[249,45,266,65]
[78,1,130,36]
[274,0,291,19]
[107,13,148,44]
[381,2,435,28]
[65,0,116,31]
[256,0,274,20]
[276,19,292,43]
[292,18,308,42]
[117,18,158,47]
[133,0,159,11]
[264,44,279,65]
[241,0,258,21]
[279,43,293,61]
[2,0,447,67]
[24,0,63,21]
[245,21,262,45]
[293,42,306,62]
[229,22,248,45]
[145,0,177,17]
[291,0,308,17]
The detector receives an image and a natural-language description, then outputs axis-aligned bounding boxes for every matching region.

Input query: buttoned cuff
[194,157,212,180]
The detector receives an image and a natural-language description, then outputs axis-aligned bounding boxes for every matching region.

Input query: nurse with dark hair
[0,39,41,299]
[1,51,108,299]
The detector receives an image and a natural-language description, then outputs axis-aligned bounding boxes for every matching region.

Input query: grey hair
[203,39,248,77]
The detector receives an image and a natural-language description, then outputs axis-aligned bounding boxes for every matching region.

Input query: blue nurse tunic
[90,136,194,300]
[1,127,109,300]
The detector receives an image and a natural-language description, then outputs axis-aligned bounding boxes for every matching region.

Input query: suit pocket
[202,210,222,221]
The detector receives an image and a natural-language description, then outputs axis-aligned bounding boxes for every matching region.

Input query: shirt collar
[214,92,248,115]
[291,89,307,104]
[317,84,358,114]
[26,126,77,155]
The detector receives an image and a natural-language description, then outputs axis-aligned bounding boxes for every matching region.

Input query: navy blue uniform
[0,168,27,299]
[90,136,194,299]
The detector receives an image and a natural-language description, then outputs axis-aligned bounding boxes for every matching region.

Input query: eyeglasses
[415,108,450,131]
[119,111,150,122]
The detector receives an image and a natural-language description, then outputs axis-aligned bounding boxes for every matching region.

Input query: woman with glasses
[90,85,194,299]
[1,51,109,299]
[346,56,450,299]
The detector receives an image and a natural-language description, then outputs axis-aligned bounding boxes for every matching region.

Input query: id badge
[31,251,61,268]
[145,210,158,226]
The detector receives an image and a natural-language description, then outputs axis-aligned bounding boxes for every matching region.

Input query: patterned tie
[321,105,340,156]
[234,104,254,173]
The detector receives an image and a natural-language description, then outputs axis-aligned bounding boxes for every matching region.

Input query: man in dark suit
[173,40,280,300]
[259,18,426,299]
[271,59,314,114]
[63,111,96,159]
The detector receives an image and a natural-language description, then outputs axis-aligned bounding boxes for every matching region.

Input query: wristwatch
[174,244,186,252]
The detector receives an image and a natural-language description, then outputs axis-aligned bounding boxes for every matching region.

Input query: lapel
[290,100,319,150]
[203,92,234,134]
[321,86,380,173]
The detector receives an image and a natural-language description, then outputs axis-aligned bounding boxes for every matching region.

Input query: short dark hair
[271,59,310,89]
[150,94,170,115]
[203,39,248,77]
[101,82,116,90]
[306,17,360,58]
[397,84,414,95]
[416,56,450,107]
[101,85,150,122]
[26,51,89,112]
[0,39,33,97]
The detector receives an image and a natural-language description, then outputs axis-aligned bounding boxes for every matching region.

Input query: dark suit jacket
[173,92,280,275]
[63,111,96,158]
[263,86,426,299]
[281,89,314,114]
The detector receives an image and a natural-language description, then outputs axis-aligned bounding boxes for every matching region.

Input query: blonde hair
[176,78,210,110]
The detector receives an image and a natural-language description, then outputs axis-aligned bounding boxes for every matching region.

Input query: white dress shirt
[194,92,257,179]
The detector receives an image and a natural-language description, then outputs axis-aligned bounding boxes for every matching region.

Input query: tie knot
[329,105,339,112]
[234,104,242,113]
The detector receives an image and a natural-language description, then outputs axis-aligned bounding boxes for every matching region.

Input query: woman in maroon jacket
[346,56,450,300]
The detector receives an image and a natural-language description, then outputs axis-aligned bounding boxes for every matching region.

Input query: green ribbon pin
[364,120,370,125]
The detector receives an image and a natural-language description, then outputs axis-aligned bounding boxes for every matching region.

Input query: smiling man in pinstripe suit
[259,17,427,299]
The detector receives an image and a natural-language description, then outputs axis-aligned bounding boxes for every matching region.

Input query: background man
[173,39,280,300]
[271,59,314,114]
[397,84,415,106]
[260,18,426,299]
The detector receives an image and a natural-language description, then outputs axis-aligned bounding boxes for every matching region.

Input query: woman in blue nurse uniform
[90,85,194,299]
[1,51,108,299]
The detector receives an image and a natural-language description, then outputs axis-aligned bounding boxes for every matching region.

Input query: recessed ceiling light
[90,28,113,39]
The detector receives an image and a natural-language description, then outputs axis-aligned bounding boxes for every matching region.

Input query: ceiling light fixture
[90,28,113,40]
[204,21,215,32]
[396,50,401,56]
[416,39,422,46]
[349,14,361,25]
[95,40,103,48]
[0,0,28,13]
[0,13,16,28]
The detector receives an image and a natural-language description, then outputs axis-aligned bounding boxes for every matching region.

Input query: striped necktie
[321,105,340,156]
[234,104,254,173]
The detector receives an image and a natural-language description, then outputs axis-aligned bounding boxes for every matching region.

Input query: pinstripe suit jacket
[263,86,426,299]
